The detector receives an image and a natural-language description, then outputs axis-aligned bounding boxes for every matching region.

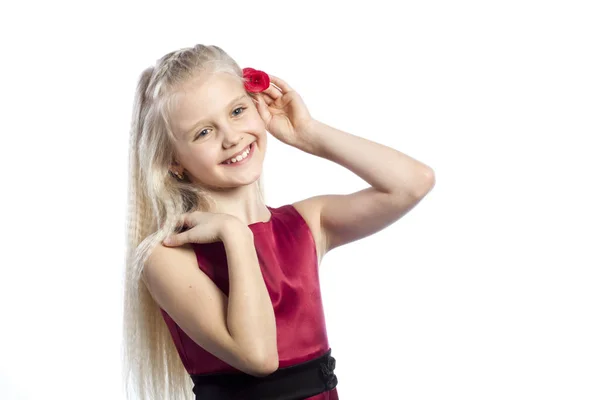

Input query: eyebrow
[182,94,249,138]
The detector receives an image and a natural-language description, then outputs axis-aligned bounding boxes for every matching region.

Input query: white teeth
[223,144,252,164]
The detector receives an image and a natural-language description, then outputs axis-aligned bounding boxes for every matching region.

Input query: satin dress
[160,204,339,399]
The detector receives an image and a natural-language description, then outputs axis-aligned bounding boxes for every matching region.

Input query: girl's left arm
[252,73,434,256]
[295,118,435,254]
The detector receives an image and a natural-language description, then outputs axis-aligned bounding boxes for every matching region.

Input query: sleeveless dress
[160,204,340,400]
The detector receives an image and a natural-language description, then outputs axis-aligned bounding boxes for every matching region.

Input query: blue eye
[197,129,209,138]
[233,106,246,116]
[194,107,247,140]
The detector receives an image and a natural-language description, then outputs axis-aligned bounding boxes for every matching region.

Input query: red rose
[242,67,270,92]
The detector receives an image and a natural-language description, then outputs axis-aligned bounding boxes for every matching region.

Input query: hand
[162,211,240,246]
[251,74,316,149]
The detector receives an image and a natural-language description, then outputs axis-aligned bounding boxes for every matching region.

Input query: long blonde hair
[121,44,266,400]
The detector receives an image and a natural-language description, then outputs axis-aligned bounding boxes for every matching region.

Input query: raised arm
[293,119,435,256]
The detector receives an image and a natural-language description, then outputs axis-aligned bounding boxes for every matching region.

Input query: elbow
[249,354,279,377]
[414,167,435,197]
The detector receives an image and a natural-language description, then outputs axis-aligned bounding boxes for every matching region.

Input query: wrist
[219,220,253,242]
[296,118,323,155]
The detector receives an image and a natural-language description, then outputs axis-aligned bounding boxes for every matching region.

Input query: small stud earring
[171,170,183,180]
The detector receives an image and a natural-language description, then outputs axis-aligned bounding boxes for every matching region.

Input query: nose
[221,122,244,148]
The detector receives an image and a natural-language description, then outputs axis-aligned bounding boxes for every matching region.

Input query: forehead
[170,72,247,138]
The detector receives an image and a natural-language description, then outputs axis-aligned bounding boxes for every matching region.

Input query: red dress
[160,204,340,400]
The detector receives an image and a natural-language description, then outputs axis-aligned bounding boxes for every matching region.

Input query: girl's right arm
[142,224,278,377]
[221,224,278,371]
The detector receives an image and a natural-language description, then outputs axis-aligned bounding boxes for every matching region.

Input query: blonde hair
[121,44,266,400]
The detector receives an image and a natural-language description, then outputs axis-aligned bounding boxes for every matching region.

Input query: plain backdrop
[1,0,598,399]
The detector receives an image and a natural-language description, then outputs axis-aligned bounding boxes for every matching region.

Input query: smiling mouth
[220,142,255,165]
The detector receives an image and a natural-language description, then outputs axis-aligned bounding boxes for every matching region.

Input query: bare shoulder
[291,197,327,267]
[143,242,196,285]
[150,241,196,259]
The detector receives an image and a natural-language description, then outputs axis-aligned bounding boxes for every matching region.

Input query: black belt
[190,348,338,400]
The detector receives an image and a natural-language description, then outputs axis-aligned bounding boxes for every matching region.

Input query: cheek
[247,106,263,123]
[184,148,219,170]
[249,113,266,131]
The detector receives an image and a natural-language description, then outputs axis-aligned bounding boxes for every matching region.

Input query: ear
[169,160,184,175]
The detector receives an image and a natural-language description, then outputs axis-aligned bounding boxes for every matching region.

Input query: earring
[171,170,183,180]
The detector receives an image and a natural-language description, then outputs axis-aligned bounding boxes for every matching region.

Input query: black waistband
[189,348,337,400]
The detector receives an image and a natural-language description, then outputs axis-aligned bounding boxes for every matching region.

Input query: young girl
[122,44,435,400]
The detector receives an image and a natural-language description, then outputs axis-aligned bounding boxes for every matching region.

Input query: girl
[122,44,435,400]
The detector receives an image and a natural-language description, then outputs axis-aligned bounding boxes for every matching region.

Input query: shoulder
[290,197,327,266]
[143,242,197,284]
[147,242,196,266]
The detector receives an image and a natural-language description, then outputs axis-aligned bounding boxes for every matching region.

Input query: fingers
[163,233,179,246]
[175,213,188,228]
[253,95,272,123]
[262,84,282,102]
[163,212,198,246]
[268,74,294,94]
[255,92,274,107]
[163,228,190,246]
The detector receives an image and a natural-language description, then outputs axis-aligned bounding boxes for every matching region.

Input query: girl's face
[168,71,267,190]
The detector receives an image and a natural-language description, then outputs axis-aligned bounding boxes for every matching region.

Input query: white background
[1,0,599,399]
